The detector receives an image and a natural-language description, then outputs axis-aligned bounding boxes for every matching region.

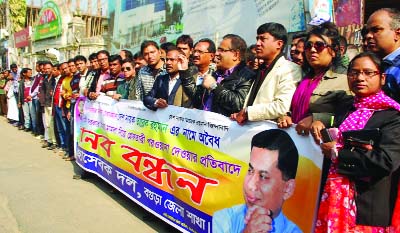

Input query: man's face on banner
[243,147,294,217]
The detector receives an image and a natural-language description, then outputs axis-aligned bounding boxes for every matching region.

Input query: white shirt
[168,74,179,95]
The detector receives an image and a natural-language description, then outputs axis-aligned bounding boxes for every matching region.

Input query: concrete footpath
[0,117,177,233]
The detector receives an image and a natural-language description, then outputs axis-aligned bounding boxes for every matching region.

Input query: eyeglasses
[348,70,380,80]
[121,67,132,72]
[304,41,330,53]
[193,49,211,55]
[217,48,234,53]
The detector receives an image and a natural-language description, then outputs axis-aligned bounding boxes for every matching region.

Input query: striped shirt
[137,65,166,95]
[100,74,125,97]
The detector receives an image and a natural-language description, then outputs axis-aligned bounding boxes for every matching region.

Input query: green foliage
[165,0,183,27]
[8,0,27,33]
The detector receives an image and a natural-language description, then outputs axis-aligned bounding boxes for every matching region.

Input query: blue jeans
[54,106,67,150]
[22,101,37,132]
[68,102,75,156]
[32,98,43,135]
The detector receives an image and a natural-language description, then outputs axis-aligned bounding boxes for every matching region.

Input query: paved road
[0,117,178,233]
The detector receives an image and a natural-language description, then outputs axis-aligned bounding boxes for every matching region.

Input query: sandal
[65,157,76,161]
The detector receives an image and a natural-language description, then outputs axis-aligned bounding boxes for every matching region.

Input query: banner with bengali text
[74,96,323,233]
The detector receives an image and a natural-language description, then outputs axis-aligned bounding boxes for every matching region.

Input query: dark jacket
[180,62,254,117]
[39,74,55,107]
[18,78,30,104]
[143,74,191,111]
[87,69,102,97]
[336,108,400,226]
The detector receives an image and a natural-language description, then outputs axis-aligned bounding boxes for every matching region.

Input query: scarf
[291,72,325,123]
[337,91,400,147]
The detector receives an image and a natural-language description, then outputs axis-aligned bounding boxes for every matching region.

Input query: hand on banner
[230,108,248,125]
[112,93,122,101]
[277,115,293,129]
[310,120,325,144]
[88,92,99,100]
[243,205,273,233]
[177,54,189,71]
[295,115,313,136]
[155,98,168,108]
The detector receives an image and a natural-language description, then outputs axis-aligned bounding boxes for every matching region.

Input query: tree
[8,0,27,33]
[171,1,183,24]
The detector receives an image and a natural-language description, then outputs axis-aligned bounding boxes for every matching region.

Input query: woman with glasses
[112,59,143,101]
[315,52,400,232]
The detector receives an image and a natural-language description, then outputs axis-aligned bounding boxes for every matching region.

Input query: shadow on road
[69,161,179,233]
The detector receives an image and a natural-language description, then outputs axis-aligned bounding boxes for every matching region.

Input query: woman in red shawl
[314,51,400,232]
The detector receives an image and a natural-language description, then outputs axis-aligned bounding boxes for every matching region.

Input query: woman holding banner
[277,22,353,198]
[277,22,352,137]
[315,52,400,232]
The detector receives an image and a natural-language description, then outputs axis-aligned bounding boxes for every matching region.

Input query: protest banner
[74,96,322,232]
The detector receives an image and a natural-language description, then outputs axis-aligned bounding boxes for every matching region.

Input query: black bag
[342,128,381,146]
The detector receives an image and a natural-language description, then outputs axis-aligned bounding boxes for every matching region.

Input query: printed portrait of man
[212,129,302,233]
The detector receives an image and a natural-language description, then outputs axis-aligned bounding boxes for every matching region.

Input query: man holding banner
[212,129,302,233]
[231,23,302,124]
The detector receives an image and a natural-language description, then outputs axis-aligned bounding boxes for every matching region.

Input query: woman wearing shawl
[314,52,400,232]
[278,22,353,197]
[277,22,352,135]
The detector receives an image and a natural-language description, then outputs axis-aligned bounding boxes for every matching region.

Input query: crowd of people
[0,7,399,232]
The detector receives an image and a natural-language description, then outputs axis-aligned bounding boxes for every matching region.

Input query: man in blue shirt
[212,129,302,233]
[366,8,400,102]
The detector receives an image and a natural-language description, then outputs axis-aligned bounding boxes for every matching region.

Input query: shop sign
[33,0,62,41]
[14,27,30,48]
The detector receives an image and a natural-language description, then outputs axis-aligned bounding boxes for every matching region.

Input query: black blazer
[180,62,254,117]
[87,69,101,98]
[337,108,400,226]
[143,74,182,111]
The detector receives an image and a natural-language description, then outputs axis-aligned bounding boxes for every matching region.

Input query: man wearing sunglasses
[366,8,400,103]
[231,22,302,125]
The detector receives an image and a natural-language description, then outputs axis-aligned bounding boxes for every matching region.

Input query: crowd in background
[0,7,399,232]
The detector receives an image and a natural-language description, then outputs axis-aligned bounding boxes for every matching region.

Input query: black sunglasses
[304,41,330,53]
[121,67,132,71]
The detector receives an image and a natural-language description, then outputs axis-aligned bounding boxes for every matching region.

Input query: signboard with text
[14,27,30,48]
[33,0,62,41]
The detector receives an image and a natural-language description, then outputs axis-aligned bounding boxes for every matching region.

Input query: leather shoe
[65,157,75,161]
